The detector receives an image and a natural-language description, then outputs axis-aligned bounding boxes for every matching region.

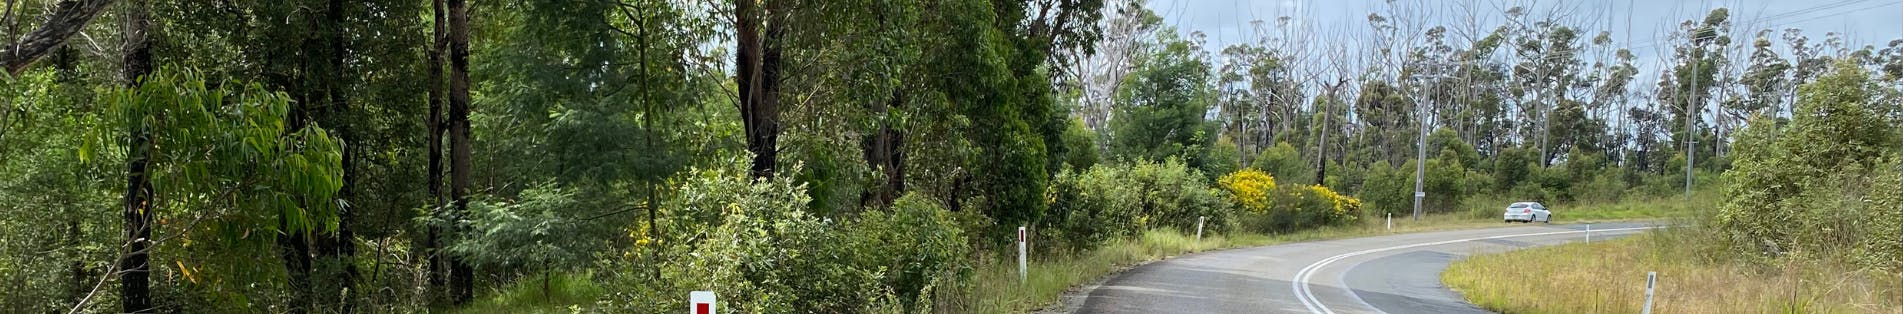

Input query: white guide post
[690,291,716,314]
[1642,271,1657,314]
[1195,216,1206,242]
[1017,226,1028,285]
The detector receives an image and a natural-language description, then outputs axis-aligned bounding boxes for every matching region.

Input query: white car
[1504,202,1550,223]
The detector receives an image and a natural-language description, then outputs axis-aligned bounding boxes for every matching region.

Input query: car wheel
[1542,215,1551,224]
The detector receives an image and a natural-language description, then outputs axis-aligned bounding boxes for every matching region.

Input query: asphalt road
[1068,222,1657,314]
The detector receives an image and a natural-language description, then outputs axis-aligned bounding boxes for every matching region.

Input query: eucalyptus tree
[1108,22,1215,169]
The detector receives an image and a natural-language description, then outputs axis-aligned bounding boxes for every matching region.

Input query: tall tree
[1108,24,1213,168]
[117,0,153,312]
[424,0,448,298]
[445,0,473,304]
[734,0,786,178]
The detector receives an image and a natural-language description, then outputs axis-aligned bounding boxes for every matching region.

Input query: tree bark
[1,0,114,74]
[863,91,905,207]
[735,0,783,179]
[445,0,474,304]
[117,0,152,312]
[423,0,447,302]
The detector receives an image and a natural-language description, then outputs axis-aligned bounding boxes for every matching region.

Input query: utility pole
[1412,72,1448,221]
[1414,87,1428,221]
[1685,41,1700,203]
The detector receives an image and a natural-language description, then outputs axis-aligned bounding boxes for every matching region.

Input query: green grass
[453,271,604,314]
[1444,231,1903,313]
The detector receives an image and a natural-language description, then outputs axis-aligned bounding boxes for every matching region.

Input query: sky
[1144,0,1903,83]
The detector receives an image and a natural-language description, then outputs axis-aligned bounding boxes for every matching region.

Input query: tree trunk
[117,0,153,311]
[423,0,448,301]
[446,0,475,304]
[735,0,783,179]
[863,91,905,207]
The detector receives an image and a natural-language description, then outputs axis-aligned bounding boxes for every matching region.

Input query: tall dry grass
[1444,230,1903,313]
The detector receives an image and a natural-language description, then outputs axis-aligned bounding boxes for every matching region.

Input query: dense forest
[0,0,1898,312]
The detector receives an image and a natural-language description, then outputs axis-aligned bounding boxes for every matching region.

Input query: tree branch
[1,0,113,74]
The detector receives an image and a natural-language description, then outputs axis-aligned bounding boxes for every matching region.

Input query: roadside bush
[1357,161,1404,215]
[848,193,973,312]
[1244,184,1361,232]
[598,164,935,313]
[1046,166,1140,251]
[1217,169,1276,214]
[1717,63,1902,271]
[1047,159,1231,251]
[1123,159,1231,235]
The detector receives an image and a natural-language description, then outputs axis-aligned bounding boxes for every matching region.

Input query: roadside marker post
[1642,272,1657,314]
[1385,212,1392,232]
[1586,224,1592,243]
[1195,216,1206,242]
[1017,226,1027,285]
[690,291,716,314]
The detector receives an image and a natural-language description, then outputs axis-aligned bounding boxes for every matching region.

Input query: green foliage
[1251,141,1315,185]
[598,165,968,313]
[1047,159,1230,251]
[1491,147,1537,194]
[1202,137,1241,180]
[0,69,118,313]
[847,193,972,312]
[1357,161,1409,216]
[1717,63,1902,270]
[1060,118,1100,172]
[447,184,590,271]
[1110,26,1215,168]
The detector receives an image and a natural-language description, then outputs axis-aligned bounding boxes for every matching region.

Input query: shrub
[597,164,917,313]
[1251,141,1314,184]
[1716,62,1902,271]
[1047,159,1230,251]
[848,193,973,312]
[1244,184,1361,232]
[1046,166,1140,251]
[1356,161,1406,216]
[1217,169,1277,214]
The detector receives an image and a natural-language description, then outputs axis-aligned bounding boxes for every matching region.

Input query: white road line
[1291,226,1661,314]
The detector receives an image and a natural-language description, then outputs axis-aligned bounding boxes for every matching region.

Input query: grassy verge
[1444,231,1903,313]
[453,272,604,314]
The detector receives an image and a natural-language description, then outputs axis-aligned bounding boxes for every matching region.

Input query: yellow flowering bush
[1218,169,1277,214]
[1238,183,1364,233]
[1306,185,1361,224]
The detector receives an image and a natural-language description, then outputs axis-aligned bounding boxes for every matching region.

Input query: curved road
[1069,222,1657,314]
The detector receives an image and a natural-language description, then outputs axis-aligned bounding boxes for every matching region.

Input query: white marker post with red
[690,291,716,314]
[1017,226,1028,285]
